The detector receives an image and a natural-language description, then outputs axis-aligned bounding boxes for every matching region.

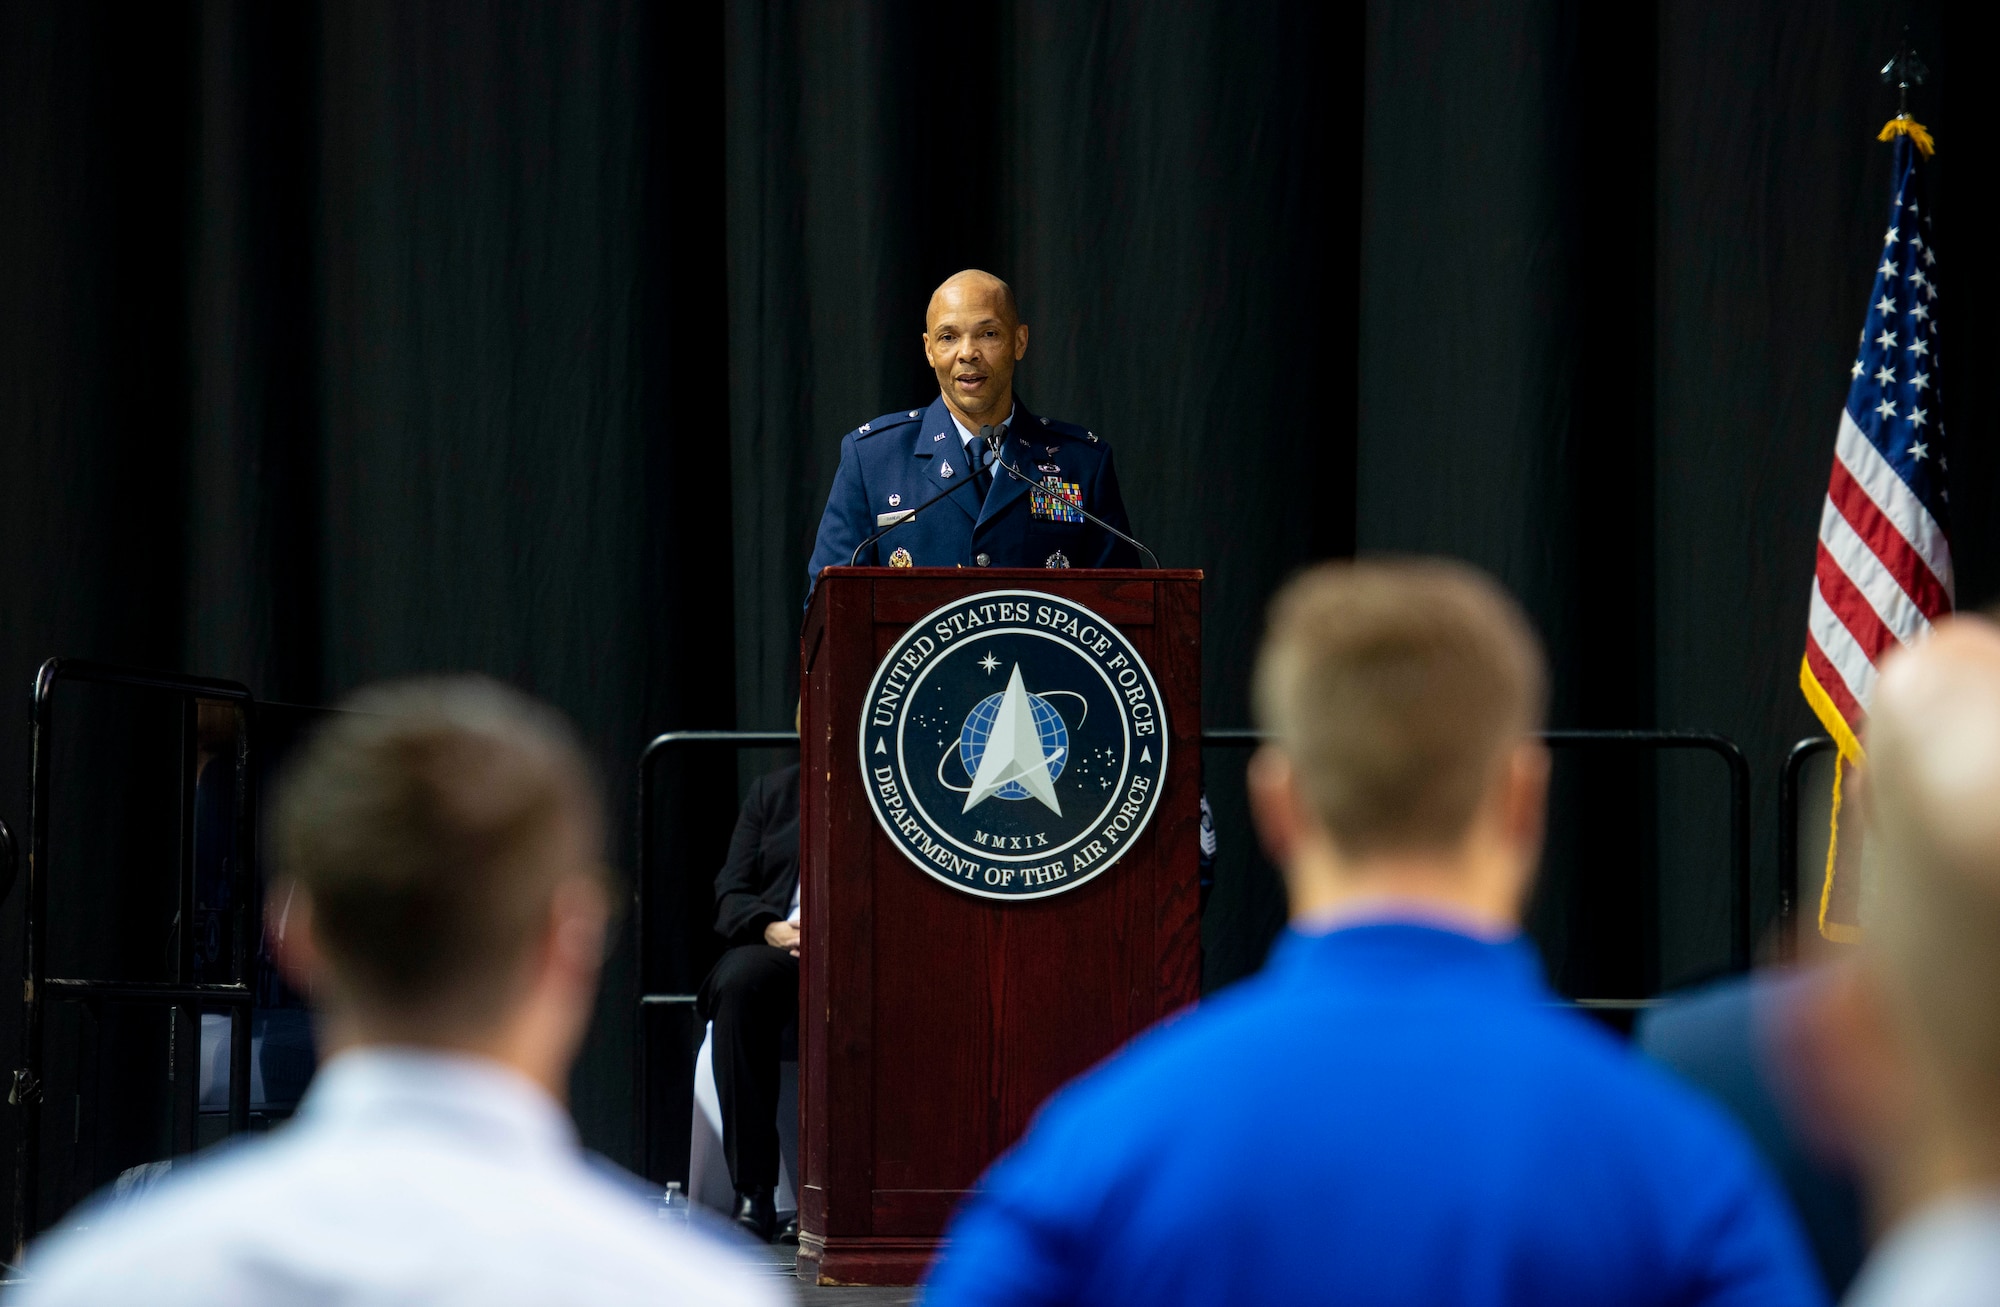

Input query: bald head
[1865,616,2000,1129]
[923,269,1029,430]
[1869,619,2000,889]
[926,269,1019,333]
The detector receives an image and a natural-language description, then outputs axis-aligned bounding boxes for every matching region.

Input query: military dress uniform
[805,396,1137,594]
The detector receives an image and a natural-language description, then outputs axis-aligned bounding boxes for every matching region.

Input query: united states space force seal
[859,590,1168,900]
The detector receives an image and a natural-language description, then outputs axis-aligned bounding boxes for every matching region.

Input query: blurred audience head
[1859,615,2000,1193]
[271,676,609,1093]
[1249,557,1549,928]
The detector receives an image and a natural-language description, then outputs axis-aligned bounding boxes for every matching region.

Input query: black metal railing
[0,818,15,926]
[1779,736,1837,961]
[13,659,259,1254]
[1197,728,1754,977]
[631,725,1755,1186]
[632,730,799,1187]
[1546,731,1753,973]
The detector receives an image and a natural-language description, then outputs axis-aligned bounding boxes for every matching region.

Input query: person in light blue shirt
[9,678,779,1307]
[923,558,1827,1307]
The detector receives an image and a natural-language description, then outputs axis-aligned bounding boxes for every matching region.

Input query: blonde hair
[1252,558,1546,856]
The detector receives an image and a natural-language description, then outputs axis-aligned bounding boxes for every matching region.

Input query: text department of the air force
[867,598,1162,891]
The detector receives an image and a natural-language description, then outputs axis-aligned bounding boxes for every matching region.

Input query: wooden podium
[796,567,1203,1285]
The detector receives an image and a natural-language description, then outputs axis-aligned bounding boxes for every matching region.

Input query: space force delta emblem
[859,590,1168,900]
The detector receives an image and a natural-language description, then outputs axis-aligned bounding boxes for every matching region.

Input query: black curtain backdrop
[722,0,1358,732]
[722,0,1360,1003]
[0,0,737,1223]
[1,0,1993,1238]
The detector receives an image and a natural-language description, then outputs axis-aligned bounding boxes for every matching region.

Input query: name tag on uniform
[876,510,915,528]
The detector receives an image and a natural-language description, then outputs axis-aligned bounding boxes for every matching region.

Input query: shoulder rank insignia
[889,547,913,568]
[1045,550,1070,568]
[860,422,871,433]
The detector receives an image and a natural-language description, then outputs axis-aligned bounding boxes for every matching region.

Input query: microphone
[985,425,1161,569]
[846,449,988,566]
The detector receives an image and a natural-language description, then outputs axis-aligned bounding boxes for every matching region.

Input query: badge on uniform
[1036,462,1061,475]
[1030,477,1084,523]
[888,493,901,506]
[941,460,954,478]
[889,547,913,568]
[1045,550,1070,569]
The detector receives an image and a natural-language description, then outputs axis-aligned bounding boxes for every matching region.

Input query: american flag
[1800,120,1951,936]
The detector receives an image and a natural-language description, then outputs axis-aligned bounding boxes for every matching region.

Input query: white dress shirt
[10,1048,785,1307]
[947,400,1015,467]
[1845,1192,2000,1307]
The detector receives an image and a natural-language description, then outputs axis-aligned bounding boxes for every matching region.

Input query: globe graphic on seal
[958,691,1069,800]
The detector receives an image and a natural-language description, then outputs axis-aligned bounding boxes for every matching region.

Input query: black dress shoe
[777,1215,800,1246]
[733,1188,777,1242]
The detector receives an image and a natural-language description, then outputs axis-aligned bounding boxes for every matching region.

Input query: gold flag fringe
[1878,114,1936,157]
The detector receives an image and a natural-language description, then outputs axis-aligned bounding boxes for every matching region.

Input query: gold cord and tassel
[1878,114,1936,157]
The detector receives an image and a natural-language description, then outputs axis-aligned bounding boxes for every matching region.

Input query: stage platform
[757,1243,919,1304]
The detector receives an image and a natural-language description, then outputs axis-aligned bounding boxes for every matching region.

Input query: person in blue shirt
[804,269,1138,591]
[922,558,1827,1307]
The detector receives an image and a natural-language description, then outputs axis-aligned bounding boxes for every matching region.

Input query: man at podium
[804,269,1140,586]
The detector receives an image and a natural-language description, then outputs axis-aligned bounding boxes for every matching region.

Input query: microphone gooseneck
[988,436,1161,570]
[846,450,987,566]
[846,420,1161,570]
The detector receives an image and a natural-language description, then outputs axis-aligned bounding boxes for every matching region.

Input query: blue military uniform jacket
[805,396,1137,596]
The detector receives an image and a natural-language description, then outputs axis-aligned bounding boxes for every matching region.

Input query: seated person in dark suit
[696,762,801,1243]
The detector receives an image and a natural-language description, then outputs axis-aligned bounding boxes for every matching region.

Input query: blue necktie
[973,428,1002,501]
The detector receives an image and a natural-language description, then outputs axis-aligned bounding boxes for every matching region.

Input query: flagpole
[1800,34,1948,942]
[1879,27,1927,123]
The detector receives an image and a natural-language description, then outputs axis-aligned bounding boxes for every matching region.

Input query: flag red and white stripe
[1800,122,1950,937]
